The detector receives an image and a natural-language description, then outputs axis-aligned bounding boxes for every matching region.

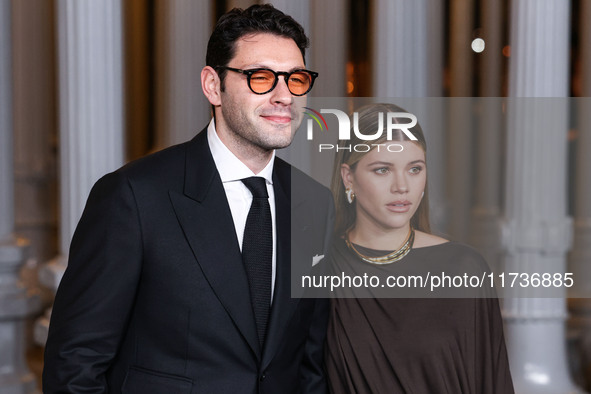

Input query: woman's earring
[346,188,355,204]
[421,191,425,198]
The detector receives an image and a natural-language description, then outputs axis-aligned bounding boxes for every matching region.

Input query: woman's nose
[391,173,408,193]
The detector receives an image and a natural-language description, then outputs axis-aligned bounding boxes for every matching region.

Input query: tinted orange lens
[288,71,311,95]
[249,70,275,93]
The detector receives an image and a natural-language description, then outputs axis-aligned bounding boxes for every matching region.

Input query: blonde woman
[325,103,513,393]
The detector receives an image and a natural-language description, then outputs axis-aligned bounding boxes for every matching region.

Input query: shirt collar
[207,119,275,184]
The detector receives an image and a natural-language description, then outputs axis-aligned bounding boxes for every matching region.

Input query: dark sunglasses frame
[216,66,318,96]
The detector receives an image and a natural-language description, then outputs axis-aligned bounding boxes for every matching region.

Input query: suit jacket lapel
[262,159,301,368]
[169,130,260,360]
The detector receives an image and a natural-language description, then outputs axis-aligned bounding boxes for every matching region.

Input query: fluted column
[470,0,504,269]
[373,0,424,96]
[371,0,446,234]
[35,0,125,345]
[154,0,213,148]
[503,1,579,393]
[259,0,313,172]
[371,0,445,97]
[261,0,310,45]
[0,0,41,392]
[286,0,348,183]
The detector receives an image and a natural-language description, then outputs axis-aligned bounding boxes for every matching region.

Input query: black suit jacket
[43,129,334,393]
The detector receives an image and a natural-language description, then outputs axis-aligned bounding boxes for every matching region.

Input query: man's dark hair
[206,4,310,89]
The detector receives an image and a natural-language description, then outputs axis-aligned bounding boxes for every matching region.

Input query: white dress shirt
[207,120,277,301]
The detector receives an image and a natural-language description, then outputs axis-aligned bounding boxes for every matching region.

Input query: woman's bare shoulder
[413,230,449,248]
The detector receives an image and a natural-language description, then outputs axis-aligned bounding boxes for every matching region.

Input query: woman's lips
[386,201,411,213]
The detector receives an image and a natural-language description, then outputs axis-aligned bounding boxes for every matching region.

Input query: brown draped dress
[324,239,514,394]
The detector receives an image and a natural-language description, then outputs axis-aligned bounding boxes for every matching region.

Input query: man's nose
[270,75,293,104]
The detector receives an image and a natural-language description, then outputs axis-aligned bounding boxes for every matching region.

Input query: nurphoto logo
[304,108,418,152]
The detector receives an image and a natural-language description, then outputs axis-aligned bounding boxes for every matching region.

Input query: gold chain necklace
[345,227,415,265]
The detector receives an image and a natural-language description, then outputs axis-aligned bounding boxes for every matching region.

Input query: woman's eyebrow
[366,159,426,166]
[366,161,393,166]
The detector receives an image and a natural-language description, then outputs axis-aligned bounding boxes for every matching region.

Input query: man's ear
[201,66,222,106]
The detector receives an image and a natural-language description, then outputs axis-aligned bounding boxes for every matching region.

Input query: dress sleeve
[475,295,515,394]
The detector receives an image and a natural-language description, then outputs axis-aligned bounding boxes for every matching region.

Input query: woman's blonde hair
[330,103,431,237]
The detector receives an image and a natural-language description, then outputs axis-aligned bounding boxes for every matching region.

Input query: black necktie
[241,176,272,347]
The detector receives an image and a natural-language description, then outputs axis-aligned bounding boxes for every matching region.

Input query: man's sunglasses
[217,67,318,96]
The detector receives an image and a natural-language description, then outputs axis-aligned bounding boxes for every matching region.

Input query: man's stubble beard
[220,98,303,153]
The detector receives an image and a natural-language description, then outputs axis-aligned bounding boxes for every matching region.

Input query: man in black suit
[43,5,334,393]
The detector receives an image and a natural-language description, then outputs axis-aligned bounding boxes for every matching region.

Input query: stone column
[288,0,348,185]
[35,0,125,345]
[372,0,443,96]
[154,0,213,148]
[261,0,310,46]
[371,0,447,234]
[373,0,434,97]
[373,0,420,96]
[259,0,313,173]
[0,0,41,392]
[503,1,579,393]
[470,0,504,270]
